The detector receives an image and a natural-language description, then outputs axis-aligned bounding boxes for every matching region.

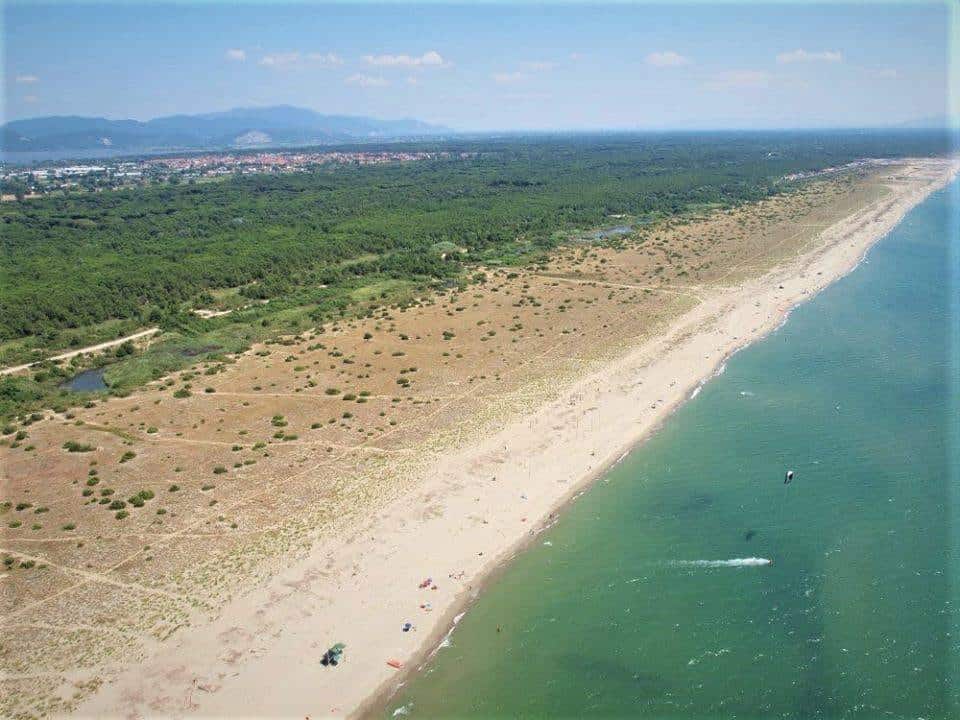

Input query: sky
[2,1,956,131]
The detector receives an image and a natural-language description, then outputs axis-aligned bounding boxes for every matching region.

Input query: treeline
[0,130,950,341]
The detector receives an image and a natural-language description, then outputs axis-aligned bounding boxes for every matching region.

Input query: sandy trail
[0,327,160,376]
[68,158,958,720]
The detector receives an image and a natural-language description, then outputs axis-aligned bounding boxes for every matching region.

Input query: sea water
[386,177,959,718]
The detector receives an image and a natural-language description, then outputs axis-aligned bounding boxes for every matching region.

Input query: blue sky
[3,1,954,130]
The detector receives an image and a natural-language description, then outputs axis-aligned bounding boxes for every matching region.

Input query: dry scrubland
[0,168,896,718]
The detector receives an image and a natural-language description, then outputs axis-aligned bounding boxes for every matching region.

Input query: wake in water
[670,557,772,568]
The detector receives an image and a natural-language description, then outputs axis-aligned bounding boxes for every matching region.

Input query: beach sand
[56,157,958,719]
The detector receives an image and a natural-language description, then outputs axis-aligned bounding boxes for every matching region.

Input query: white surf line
[670,558,772,568]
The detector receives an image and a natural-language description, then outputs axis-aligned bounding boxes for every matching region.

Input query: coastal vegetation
[0,132,949,419]
[0,155,952,720]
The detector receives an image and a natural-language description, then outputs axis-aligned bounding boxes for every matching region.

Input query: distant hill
[1,105,451,154]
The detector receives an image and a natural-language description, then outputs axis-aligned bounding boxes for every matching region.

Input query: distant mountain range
[1,105,452,154]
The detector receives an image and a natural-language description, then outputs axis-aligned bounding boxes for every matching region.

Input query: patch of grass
[63,440,94,453]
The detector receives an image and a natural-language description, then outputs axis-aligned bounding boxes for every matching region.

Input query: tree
[1,178,28,201]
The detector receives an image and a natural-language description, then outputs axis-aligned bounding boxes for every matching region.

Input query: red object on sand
[387,659,403,669]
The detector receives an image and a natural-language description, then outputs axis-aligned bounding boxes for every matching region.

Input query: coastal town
[0,148,469,200]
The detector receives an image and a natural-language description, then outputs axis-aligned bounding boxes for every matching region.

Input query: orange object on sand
[387,659,403,669]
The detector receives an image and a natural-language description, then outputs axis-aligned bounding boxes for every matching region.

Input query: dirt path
[0,327,160,376]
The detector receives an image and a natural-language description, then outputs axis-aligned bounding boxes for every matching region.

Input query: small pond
[592,224,633,240]
[61,367,107,392]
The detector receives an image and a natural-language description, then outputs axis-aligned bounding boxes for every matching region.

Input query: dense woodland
[0,130,952,420]
[2,131,951,346]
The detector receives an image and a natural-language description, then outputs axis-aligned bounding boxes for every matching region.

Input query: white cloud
[406,75,420,86]
[776,49,843,64]
[259,51,343,69]
[873,68,900,79]
[15,74,39,84]
[706,70,770,91]
[492,60,555,85]
[225,49,246,62]
[645,51,691,68]
[362,50,445,68]
[306,52,343,66]
[259,52,301,67]
[492,71,529,85]
[345,73,388,87]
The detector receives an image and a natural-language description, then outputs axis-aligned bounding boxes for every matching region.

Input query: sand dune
[38,157,959,719]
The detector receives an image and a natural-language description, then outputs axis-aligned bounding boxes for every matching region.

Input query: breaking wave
[671,557,771,568]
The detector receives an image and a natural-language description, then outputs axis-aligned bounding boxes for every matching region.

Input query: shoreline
[360,158,960,719]
[71,158,959,720]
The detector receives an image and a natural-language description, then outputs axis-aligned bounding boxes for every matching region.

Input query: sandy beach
[49,157,957,719]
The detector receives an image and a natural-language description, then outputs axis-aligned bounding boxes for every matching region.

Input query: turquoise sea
[386,177,960,719]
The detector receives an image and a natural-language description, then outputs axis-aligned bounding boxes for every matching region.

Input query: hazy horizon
[4,102,958,135]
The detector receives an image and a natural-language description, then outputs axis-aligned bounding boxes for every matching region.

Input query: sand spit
[53,158,958,719]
